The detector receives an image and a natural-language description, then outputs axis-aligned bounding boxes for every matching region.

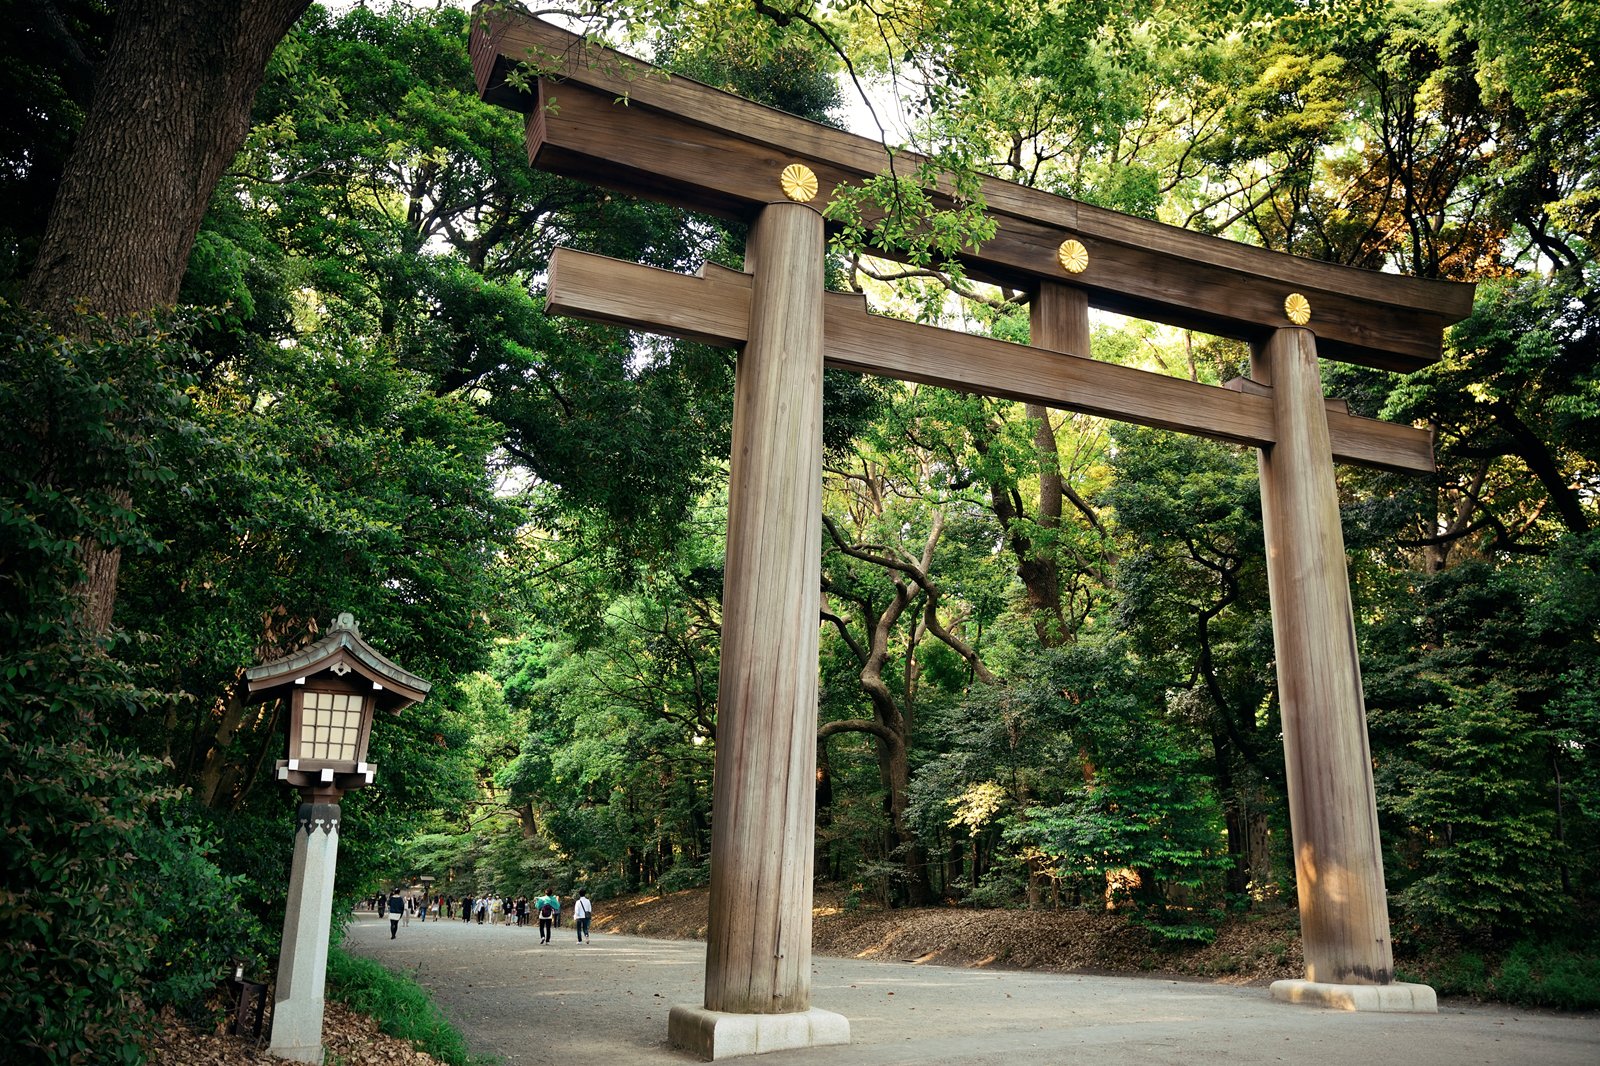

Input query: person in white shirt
[573,890,592,943]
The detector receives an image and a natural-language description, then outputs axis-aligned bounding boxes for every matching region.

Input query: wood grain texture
[1031,280,1091,358]
[472,11,1473,372]
[1253,328,1396,986]
[546,250,753,345]
[544,248,1435,474]
[702,203,825,1015]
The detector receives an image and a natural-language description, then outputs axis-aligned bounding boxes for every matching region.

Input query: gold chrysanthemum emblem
[1057,238,1089,274]
[1285,293,1312,326]
[780,163,818,203]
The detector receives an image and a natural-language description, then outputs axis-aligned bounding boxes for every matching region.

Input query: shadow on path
[345,912,1600,1066]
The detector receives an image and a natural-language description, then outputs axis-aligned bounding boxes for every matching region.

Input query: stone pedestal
[668,1005,850,1061]
[1271,979,1438,1013]
[268,802,342,1064]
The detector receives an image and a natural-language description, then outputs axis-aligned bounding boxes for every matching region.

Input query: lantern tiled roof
[245,613,430,710]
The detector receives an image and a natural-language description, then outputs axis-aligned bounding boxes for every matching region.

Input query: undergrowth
[1401,936,1600,1010]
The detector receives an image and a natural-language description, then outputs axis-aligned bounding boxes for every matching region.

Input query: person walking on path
[536,891,556,943]
[573,890,592,943]
[386,890,404,939]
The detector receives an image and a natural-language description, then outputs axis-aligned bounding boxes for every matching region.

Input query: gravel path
[345,911,1600,1066]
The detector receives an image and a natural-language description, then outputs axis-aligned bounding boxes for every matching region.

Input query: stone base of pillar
[668,1004,850,1060]
[265,1020,324,1064]
[1270,979,1437,1013]
[269,990,329,1063]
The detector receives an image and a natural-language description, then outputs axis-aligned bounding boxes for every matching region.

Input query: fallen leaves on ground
[595,887,1304,984]
[147,1000,450,1066]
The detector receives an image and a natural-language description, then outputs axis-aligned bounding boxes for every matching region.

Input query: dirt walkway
[345,912,1600,1066]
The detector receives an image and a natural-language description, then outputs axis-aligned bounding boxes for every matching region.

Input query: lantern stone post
[245,613,431,1064]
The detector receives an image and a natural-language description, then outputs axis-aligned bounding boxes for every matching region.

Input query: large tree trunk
[23,0,311,633]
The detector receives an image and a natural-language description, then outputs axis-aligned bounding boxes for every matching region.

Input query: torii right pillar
[1253,327,1436,1012]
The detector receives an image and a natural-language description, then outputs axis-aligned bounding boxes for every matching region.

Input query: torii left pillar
[667,201,850,1059]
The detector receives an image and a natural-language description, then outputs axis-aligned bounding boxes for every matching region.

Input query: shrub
[137,799,268,1016]
[1382,681,1565,938]
[0,692,165,1065]
[1403,938,1600,1010]
[655,857,710,895]
[0,302,242,1061]
[1491,941,1600,1011]
[957,866,1029,910]
[1406,950,1489,999]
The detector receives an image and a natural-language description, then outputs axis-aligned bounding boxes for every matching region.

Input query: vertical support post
[708,199,823,1015]
[268,802,342,1063]
[1024,281,1090,649]
[669,200,849,1058]
[1254,328,1435,1012]
[1031,279,1090,357]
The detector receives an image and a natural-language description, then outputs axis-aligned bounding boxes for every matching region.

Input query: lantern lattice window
[301,691,364,762]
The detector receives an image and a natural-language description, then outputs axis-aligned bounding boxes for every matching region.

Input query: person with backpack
[536,890,556,943]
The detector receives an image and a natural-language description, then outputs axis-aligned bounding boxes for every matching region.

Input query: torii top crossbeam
[470,9,1472,376]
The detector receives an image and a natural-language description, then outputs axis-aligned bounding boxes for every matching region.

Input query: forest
[2,0,1597,1061]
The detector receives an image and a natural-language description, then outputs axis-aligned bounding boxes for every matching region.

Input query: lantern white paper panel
[301,691,362,761]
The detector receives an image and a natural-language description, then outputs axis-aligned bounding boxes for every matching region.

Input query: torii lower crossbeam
[546,248,1436,475]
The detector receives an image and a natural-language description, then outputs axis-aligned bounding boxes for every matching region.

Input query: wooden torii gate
[472,9,1473,1059]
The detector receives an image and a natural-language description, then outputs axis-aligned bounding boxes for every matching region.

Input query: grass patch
[325,946,491,1065]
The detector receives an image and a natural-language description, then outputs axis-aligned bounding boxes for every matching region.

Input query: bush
[0,692,165,1065]
[1491,941,1600,1011]
[956,866,1029,910]
[1407,950,1489,998]
[1382,681,1564,938]
[655,857,710,895]
[0,303,241,1061]
[137,799,268,1016]
[1403,937,1600,1010]
[0,709,257,1053]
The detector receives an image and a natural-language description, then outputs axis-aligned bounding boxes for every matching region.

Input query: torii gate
[472,9,1473,1059]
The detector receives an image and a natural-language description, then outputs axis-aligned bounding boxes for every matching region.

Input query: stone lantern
[246,613,430,1063]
